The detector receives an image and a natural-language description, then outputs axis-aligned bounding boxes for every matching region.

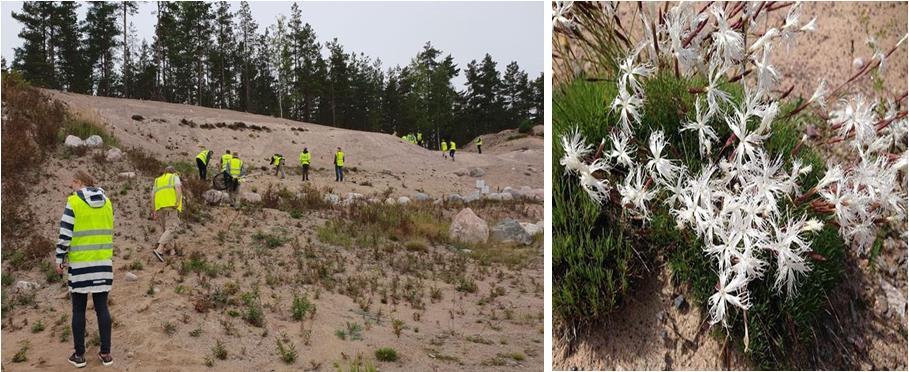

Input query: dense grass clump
[554,72,847,368]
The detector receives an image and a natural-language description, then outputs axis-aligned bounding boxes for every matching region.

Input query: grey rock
[490,219,532,245]
[84,135,104,147]
[673,294,688,310]
[202,189,227,205]
[241,192,262,203]
[446,194,465,204]
[323,193,341,205]
[880,279,906,319]
[125,272,139,281]
[118,172,136,179]
[464,191,481,203]
[468,167,486,177]
[396,196,411,205]
[448,208,489,244]
[64,135,84,147]
[485,192,514,201]
[454,169,467,176]
[16,280,40,291]
[105,147,123,162]
[519,221,543,236]
[413,192,432,202]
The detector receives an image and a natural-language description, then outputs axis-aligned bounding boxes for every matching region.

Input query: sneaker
[68,353,86,368]
[152,250,164,262]
[98,352,113,366]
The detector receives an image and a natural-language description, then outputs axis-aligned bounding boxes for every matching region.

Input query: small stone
[64,135,84,147]
[125,272,138,281]
[84,135,104,147]
[413,192,432,202]
[16,280,40,291]
[241,192,262,203]
[396,196,411,205]
[323,193,341,205]
[446,194,465,204]
[118,172,136,179]
[673,294,688,310]
[105,147,123,162]
[468,168,486,177]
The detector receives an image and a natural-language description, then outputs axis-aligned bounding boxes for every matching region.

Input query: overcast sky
[1,1,543,87]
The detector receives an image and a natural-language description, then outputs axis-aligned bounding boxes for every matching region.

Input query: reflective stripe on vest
[299,152,311,165]
[67,194,114,263]
[154,173,178,211]
[229,158,243,177]
[196,150,210,165]
[335,151,344,167]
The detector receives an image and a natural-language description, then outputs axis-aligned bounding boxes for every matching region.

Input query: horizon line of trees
[7,1,543,146]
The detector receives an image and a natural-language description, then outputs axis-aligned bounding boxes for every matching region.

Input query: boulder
[530,188,544,201]
[84,135,104,147]
[468,168,486,177]
[464,191,481,203]
[397,196,411,205]
[241,192,262,203]
[118,172,136,179]
[485,192,514,201]
[446,194,465,204]
[202,189,227,205]
[413,192,432,202]
[125,272,139,281]
[531,125,544,136]
[16,280,40,291]
[519,221,543,236]
[448,208,489,244]
[64,135,84,147]
[323,193,341,205]
[490,219,532,245]
[105,147,123,162]
[343,193,365,205]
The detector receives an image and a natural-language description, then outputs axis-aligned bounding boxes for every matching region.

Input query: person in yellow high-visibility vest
[220,150,233,172]
[151,165,183,262]
[441,139,448,159]
[54,170,114,367]
[270,154,286,179]
[476,137,483,154]
[335,147,345,182]
[299,147,311,181]
[227,153,246,208]
[196,148,213,180]
[448,140,456,161]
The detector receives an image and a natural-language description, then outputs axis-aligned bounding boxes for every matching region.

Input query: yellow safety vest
[271,155,284,166]
[449,141,456,151]
[476,138,482,145]
[335,151,344,167]
[67,194,114,263]
[299,152,311,165]
[221,154,233,171]
[196,150,211,165]
[229,157,243,177]
[153,173,181,211]
[441,142,448,151]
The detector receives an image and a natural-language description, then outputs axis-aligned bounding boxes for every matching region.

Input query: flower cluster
[557,2,908,329]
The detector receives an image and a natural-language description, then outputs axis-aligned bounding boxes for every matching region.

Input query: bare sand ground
[554,2,908,370]
[1,92,544,370]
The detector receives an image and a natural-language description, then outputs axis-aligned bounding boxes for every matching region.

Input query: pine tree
[210,1,236,109]
[326,39,351,127]
[119,2,138,97]
[236,1,257,112]
[84,1,120,96]
[501,61,530,128]
[52,1,88,93]
[11,2,57,88]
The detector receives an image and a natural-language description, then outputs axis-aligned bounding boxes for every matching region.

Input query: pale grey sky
[1,1,543,87]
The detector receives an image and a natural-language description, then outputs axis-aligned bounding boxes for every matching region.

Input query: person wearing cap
[151,165,183,261]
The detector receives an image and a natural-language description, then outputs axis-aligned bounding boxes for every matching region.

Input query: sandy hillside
[553,2,908,370]
[44,90,543,199]
[1,91,544,370]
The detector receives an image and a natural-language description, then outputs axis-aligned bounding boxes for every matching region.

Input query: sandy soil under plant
[1,92,544,370]
[553,2,908,370]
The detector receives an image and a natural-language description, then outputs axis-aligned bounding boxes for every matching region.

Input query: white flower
[618,166,656,219]
[753,45,779,97]
[579,159,611,204]
[618,48,654,96]
[710,5,744,68]
[608,131,636,168]
[727,108,768,165]
[708,269,751,327]
[705,62,733,115]
[749,28,778,52]
[553,1,575,30]
[559,128,592,175]
[645,130,680,182]
[610,87,644,134]
[683,97,719,157]
[815,163,843,189]
[808,79,829,108]
[800,16,817,33]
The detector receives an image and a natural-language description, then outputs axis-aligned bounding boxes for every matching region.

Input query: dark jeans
[72,291,111,355]
[196,158,207,180]
[477,145,482,154]
[301,165,310,181]
[335,165,344,182]
[449,150,455,160]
